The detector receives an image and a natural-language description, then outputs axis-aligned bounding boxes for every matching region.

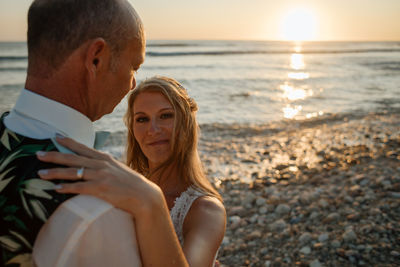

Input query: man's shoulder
[0,116,75,265]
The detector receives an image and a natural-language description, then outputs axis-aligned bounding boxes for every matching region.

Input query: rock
[229,206,244,216]
[248,230,262,240]
[318,233,329,243]
[230,215,242,229]
[309,211,320,220]
[299,246,311,254]
[259,206,268,214]
[389,192,400,199]
[243,193,256,206]
[390,250,400,257]
[318,199,329,208]
[342,229,357,243]
[222,236,230,245]
[270,219,287,233]
[325,212,340,223]
[299,232,312,245]
[249,214,259,223]
[275,204,291,215]
[309,259,322,267]
[256,197,266,206]
[264,260,271,267]
[331,240,341,248]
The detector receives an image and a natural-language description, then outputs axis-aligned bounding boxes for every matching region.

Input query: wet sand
[198,111,400,266]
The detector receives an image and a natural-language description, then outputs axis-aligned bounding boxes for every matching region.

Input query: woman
[37,76,226,267]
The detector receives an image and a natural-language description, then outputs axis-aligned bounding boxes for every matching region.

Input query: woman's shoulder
[184,193,226,232]
[191,194,225,216]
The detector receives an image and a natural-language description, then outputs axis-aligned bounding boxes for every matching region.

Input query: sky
[0,0,400,41]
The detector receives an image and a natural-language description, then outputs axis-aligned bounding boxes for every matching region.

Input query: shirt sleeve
[32,195,142,267]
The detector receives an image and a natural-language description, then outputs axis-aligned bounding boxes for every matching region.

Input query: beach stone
[299,246,311,255]
[264,260,271,267]
[299,232,312,245]
[309,259,322,267]
[270,219,287,233]
[318,233,329,243]
[222,236,230,245]
[230,215,242,229]
[344,195,354,203]
[259,206,268,214]
[390,250,400,257]
[256,197,266,206]
[309,211,320,220]
[275,204,291,215]
[229,206,244,216]
[243,193,256,206]
[325,212,340,223]
[331,240,341,248]
[342,229,357,243]
[248,230,262,240]
[249,214,259,223]
[389,192,400,198]
[318,199,329,208]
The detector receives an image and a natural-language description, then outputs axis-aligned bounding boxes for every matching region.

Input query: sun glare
[280,8,317,41]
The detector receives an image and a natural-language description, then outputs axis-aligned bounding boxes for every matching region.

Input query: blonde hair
[124,76,222,202]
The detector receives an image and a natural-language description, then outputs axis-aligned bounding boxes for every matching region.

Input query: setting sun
[280,8,317,41]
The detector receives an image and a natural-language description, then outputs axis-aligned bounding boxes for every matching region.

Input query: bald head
[27,0,144,77]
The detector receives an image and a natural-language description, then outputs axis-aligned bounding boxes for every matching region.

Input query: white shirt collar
[11,89,95,147]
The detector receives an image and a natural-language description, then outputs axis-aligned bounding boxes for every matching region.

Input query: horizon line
[0,38,399,43]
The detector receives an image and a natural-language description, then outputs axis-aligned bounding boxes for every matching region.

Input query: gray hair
[27,0,144,75]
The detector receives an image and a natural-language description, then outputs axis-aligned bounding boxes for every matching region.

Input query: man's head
[26,0,145,121]
[27,0,143,76]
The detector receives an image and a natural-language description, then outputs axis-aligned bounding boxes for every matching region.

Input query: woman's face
[133,91,175,169]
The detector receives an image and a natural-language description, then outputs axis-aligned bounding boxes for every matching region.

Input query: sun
[280,8,317,41]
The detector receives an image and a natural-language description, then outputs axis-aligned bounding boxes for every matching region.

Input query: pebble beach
[198,111,400,267]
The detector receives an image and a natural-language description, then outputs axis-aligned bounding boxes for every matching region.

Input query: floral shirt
[0,112,74,267]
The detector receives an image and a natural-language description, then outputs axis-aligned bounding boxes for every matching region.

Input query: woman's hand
[36,136,162,217]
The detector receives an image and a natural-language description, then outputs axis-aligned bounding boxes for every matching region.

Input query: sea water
[1,40,399,153]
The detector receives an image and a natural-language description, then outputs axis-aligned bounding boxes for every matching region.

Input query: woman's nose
[148,119,161,135]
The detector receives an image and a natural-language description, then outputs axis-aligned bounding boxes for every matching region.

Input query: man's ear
[85,38,110,79]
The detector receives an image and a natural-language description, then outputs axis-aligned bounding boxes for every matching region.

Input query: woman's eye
[160,113,174,119]
[135,117,148,123]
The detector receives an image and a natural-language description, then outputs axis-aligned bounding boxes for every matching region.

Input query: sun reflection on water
[290,53,305,70]
[288,72,309,80]
[280,84,313,101]
[283,105,302,119]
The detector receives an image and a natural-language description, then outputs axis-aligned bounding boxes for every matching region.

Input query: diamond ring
[76,167,85,179]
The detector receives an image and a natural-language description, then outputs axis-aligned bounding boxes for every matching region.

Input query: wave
[0,56,27,61]
[147,43,196,47]
[147,48,400,57]
[0,67,26,71]
[363,61,400,71]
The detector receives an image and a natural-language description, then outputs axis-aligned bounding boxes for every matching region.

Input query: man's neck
[25,74,90,121]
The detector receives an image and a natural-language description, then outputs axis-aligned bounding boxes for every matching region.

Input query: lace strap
[170,187,205,245]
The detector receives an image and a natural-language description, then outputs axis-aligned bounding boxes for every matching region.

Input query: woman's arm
[182,196,226,267]
[37,136,189,267]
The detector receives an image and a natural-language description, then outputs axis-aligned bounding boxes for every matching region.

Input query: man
[0,0,145,266]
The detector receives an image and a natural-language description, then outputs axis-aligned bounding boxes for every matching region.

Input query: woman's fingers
[55,180,97,195]
[55,135,110,160]
[38,167,96,180]
[36,151,102,169]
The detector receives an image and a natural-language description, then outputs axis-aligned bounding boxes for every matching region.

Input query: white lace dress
[169,187,219,265]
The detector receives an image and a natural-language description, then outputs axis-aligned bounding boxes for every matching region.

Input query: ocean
[1,40,400,156]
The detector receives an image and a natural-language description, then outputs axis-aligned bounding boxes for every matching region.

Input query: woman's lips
[148,140,169,146]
